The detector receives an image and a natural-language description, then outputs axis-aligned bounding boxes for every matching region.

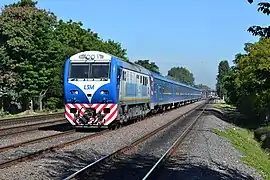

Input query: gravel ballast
[0,123,72,148]
[0,130,62,148]
[156,106,264,180]
[0,101,204,180]
[0,118,66,130]
[80,104,205,180]
[0,132,93,164]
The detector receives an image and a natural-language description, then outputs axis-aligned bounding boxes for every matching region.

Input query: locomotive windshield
[69,62,110,80]
[69,63,89,79]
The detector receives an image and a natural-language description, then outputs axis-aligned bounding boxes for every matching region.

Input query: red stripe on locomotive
[65,104,118,125]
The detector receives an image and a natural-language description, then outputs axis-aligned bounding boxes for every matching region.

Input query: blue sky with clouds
[1,0,268,88]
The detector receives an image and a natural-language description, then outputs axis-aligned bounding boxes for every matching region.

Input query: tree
[222,38,270,127]
[102,39,128,60]
[0,0,58,111]
[167,67,194,85]
[46,19,105,109]
[216,60,230,99]
[134,60,160,74]
[0,0,129,113]
[194,84,211,90]
[247,0,270,37]
[5,0,37,7]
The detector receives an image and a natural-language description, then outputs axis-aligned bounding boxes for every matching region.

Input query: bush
[0,110,9,117]
[46,97,62,110]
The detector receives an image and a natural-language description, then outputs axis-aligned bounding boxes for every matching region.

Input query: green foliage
[0,0,128,112]
[221,38,270,127]
[46,97,61,110]
[247,0,270,38]
[0,110,9,117]
[0,0,197,114]
[194,84,211,90]
[213,127,270,180]
[134,60,160,74]
[6,0,37,8]
[0,0,57,105]
[102,39,128,61]
[167,67,194,85]
[216,60,230,98]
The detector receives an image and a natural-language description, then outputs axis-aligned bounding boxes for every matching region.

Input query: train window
[127,71,129,82]
[69,63,90,79]
[90,63,110,79]
[122,71,126,81]
[164,87,171,94]
[178,86,181,94]
[144,77,147,85]
[143,77,145,85]
[146,78,148,85]
[140,76,142,84]
[137,75,139,79]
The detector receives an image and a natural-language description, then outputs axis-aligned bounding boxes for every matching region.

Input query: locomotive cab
[64,51,118,127]
[64,52,116,104]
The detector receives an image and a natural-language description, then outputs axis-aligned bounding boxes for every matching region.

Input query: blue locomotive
[64,51,202,128]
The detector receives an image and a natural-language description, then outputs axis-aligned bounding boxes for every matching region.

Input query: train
[64,51,202,129]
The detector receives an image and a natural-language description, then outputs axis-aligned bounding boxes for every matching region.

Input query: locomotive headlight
[70,90,79,94]
[100,90,109,95]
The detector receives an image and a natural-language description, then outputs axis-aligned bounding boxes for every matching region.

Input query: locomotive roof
[150,71,200,91]
[70,51,201,92]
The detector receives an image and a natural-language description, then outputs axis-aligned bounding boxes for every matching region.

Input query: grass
[214,102,249,128]
[212,127,270,180]
[0,108,64,120]
[214,102,235,112]
[261,126,270,131]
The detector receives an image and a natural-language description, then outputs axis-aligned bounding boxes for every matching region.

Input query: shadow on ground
[206,105,270,151]
[41,149,254,180]
[38,123,105,133]
[154,156,255,180]
[38,123,73,132]
[204,106,254,129]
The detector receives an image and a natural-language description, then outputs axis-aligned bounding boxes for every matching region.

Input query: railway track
[0,129,110,169]
[0,112,63,127]
[0,118,67,137]
[0,101,206,171]
[0,130,76,152]
[142,105,206,180]
[63,102,207,180]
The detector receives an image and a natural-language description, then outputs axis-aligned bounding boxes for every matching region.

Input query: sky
[1,0,269,89]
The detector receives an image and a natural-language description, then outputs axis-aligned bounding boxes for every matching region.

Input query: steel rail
[0,119,67,137]
[0,112,63,126]
[63,102,206,180]
[0,129,110,169]
[141,105,207,180]
[0,118,66,131]
[0,130,76,152]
